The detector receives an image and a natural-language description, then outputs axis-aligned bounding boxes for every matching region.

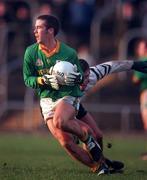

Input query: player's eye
[34,26,43,30]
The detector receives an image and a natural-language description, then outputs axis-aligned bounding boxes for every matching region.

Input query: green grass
[0,133,147,180]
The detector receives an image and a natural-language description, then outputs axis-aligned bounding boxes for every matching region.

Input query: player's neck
[45,38,57,52]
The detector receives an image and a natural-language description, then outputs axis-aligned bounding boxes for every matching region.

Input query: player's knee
[53,118,62,129]
[53,116,65,130]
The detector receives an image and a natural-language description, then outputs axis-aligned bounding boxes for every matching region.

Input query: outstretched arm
[87,60,147,91]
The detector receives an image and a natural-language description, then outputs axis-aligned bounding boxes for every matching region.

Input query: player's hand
[64,72,83,86]
[43,74,59,90]
[49,66,54,74]
[132,61,147,73]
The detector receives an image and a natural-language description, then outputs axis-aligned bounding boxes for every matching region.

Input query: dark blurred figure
[117,1,142,39]
[34,1,54,18]
[0,0,12,67]
[132,38,147,132]
[122,2,141,29]
[53,0,67,20]
[8,1,32,60]
[62,0,95,48]
[0,0,11,26]
[132,38,147,161]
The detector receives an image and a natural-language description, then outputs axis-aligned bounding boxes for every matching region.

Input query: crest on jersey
[36,58,43,66]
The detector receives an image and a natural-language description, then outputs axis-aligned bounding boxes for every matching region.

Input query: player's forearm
[101,60,147,74]
[100,60,134,74]
[90,60,147,81]
[90,60,133,82]
[24,75,40,89]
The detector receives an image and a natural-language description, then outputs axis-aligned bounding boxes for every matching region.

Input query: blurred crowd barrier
[0,0,147,132]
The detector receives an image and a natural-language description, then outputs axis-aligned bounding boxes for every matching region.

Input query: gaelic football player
[23,15,107,175]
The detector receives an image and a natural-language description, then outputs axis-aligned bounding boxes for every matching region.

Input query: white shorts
[40,96,80,123]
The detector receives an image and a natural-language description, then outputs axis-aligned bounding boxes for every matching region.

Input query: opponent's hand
[132,61,147,73]
[64,72,83,86]
[43,74,59,90]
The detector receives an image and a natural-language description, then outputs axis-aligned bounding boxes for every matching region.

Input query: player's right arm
[23,47,40,89]
[23,47,60,90]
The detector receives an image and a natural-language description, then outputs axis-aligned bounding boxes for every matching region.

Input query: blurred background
[0,0,147,133]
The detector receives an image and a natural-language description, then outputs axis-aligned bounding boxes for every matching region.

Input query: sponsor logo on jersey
[36,58,43,66]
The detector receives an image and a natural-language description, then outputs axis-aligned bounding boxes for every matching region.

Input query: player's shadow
[109,169,124,174]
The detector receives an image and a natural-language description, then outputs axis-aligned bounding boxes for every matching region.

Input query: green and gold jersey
[23,41,83,101]
[134,57,147,91]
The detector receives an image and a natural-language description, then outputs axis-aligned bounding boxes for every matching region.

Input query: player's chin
[35,37,41,43]
[37,39,41,43]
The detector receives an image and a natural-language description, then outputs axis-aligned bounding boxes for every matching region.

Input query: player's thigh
[54,100,76,122]
[47,119,73,143]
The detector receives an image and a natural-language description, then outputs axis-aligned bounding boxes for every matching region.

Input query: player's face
[80,69,90,91]
[34,19,53,44]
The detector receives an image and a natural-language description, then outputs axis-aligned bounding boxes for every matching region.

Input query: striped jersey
[85,60,134,92]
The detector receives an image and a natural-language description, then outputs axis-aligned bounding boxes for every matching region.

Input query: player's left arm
[87,60,147,91]
[90,60,147,81]
[23,48,40,89]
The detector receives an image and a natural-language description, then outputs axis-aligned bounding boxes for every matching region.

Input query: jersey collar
[39,40,60,57]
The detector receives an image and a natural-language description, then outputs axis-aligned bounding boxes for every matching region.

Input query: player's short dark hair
[79,59,90,72]
[37,15,60,36]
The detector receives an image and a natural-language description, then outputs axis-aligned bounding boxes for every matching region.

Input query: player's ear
[48,28,54,35]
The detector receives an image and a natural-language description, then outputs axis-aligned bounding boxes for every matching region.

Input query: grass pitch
[0,133,147,180]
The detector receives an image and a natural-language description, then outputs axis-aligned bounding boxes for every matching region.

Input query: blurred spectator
[132,38,147,161]
[0,0,10,65]
[8,1,32,60]
[132,38,147,132]
[62,0,95,48]
[119,2,142,33]
[33,1,54,19]
[115,1,142,50]
[0,0,11,26]
[53,0,67,20]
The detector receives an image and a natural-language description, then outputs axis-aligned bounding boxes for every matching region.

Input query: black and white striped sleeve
[85,60,133,92]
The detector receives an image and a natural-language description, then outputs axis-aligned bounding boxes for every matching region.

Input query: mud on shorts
[40,96,80,123]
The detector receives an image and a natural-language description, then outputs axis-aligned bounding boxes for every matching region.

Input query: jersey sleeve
[134,71,147,80]
[23,47,40,89]
[85,60,134,92]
